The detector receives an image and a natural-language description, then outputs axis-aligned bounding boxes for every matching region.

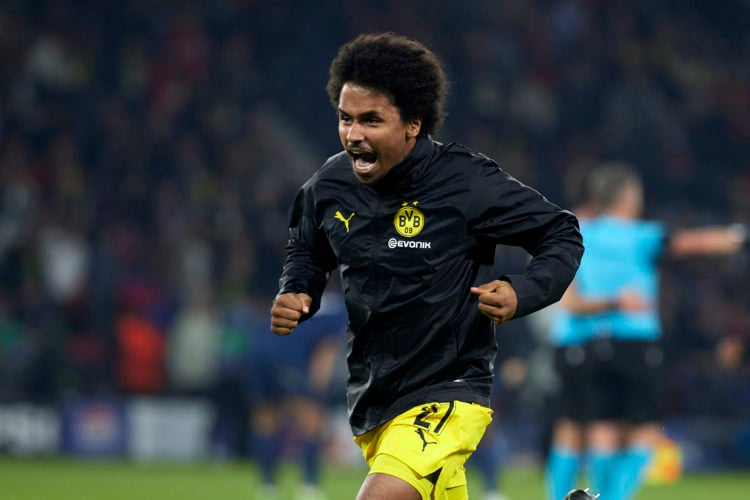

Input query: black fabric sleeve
[277,183,337,320]
[467,160,584,318]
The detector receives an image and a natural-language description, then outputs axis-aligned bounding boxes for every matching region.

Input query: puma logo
[415,428,437,452]
[334,211,355,232]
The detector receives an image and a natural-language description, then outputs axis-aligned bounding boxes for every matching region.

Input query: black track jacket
[278,136,583,435]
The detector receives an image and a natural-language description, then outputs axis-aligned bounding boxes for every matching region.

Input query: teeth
[350,150,377,173]
[354,158,372,171]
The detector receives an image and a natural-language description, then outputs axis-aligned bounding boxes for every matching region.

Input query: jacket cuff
[277,283,322,321]
[499,274,545,319]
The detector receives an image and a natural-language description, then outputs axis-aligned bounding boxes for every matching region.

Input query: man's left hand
[470,280,518,325]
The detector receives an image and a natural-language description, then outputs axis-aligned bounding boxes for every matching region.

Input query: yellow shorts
[354,401,493,500]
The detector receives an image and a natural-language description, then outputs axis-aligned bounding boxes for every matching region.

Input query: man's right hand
[270,293,312,336]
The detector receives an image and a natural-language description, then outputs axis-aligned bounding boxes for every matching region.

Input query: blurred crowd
[0,0,748,457]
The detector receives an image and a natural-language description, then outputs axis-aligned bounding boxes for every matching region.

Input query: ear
[406,118,422,139]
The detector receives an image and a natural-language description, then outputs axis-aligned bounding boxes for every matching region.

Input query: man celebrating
[271,32,584,500]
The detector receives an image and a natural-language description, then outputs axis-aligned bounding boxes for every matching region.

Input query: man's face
[338,82,421,184]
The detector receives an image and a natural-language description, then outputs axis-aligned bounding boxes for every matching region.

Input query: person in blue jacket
[556,162,746,500]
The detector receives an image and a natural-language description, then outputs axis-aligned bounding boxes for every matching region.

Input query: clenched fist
[470,280,518,325]
[270,293,313,335]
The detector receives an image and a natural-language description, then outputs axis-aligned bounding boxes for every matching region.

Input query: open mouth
[348,149,378,173]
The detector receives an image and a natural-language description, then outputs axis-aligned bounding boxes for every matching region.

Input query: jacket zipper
[372,195,383,304]
[372,195,393,360]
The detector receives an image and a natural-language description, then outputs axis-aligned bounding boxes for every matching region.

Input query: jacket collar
[373,135,434,193]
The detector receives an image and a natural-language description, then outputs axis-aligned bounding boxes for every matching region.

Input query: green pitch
[0,457,748,499]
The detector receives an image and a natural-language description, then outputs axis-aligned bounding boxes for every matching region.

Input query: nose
[346,121,364,143]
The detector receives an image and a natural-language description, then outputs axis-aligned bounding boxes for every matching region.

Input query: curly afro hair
[326,32,448,137]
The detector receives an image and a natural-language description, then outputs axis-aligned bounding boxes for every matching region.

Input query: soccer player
[559,162,746,500]
[544,182,600,500]
[467,364,511,500]
[543,175,624,500]
[270,32,584,500]
[249,291,346,499]
[545,275,649,500]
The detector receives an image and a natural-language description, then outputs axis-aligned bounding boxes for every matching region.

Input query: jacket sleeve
[466,160,584,318]
[277,183,337,320]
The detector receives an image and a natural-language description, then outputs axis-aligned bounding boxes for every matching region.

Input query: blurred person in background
[270,32,583,500]
[544,176,601,500]
[249,291,346,500]
[466,366,512,500]
[555,162,746,500]
[166,292,221,396]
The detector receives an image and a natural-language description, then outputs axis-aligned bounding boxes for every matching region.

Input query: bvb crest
[394,201,425,238]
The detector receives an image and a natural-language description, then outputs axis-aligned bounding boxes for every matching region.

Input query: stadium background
[0,0,748,492]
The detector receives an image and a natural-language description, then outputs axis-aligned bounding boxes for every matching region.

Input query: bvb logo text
[394,201,424,238]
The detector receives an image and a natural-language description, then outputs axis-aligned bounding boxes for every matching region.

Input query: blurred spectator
[249,291,346,499]
[166,293,220,395]
[114,273,168,395]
